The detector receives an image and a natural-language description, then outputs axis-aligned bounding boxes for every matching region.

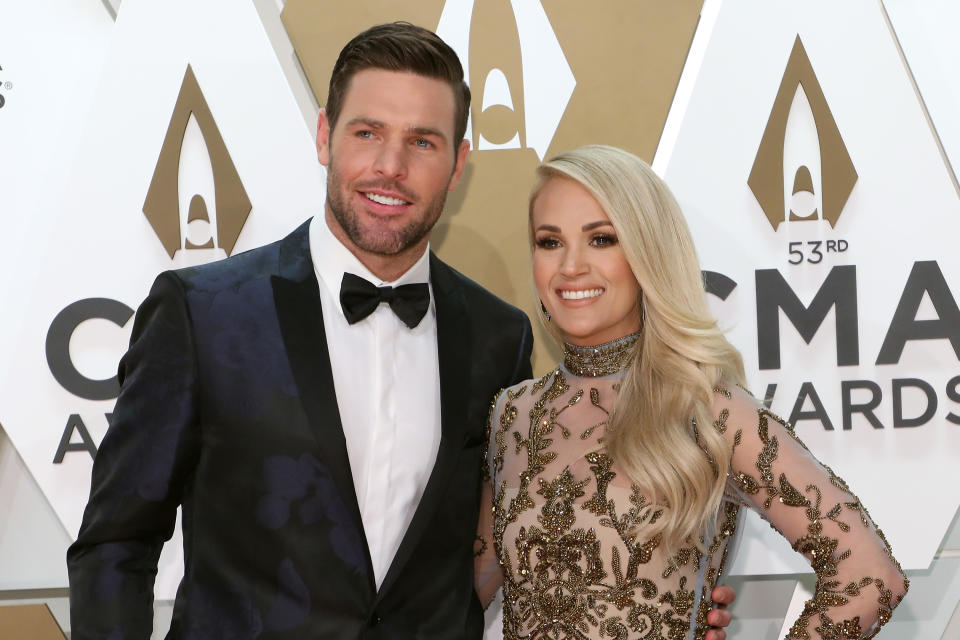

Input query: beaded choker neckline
[562,332,641,377]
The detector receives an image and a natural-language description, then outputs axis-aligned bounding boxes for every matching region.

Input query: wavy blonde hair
[529,145,746,554]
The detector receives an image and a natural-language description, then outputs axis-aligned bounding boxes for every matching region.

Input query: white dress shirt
[309,215,442,589]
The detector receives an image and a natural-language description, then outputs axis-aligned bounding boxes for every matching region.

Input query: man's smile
[362,191,412,207]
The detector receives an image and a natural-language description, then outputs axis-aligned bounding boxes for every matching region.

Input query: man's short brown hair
[326,22,471,150]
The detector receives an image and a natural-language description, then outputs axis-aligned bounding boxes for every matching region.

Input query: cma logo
[749,36,857,230]
[143,65,251,258]
[435,0,575,160]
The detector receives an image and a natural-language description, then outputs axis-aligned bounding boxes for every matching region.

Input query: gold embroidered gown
[475,336,908,640]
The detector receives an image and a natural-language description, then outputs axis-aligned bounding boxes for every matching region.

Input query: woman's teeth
[559,288,604,300]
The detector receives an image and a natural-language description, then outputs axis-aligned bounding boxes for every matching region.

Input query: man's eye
[414,137,431,148]
[535,237,561,249]
[591,234,618,247]
[356,130,373,139]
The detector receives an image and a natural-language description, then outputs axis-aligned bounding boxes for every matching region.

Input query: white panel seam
[878,0,960,200]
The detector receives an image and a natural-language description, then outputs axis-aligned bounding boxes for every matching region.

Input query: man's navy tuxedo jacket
[67,221,533,639]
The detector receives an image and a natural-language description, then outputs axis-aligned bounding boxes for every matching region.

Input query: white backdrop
[665,0,960,577]
[1,0,959,638]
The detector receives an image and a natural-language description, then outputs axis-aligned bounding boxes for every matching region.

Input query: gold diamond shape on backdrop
[143,65,252,258]
[748,36,858,231]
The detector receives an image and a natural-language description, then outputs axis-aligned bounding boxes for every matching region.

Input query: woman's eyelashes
[590,233,618,247]
[534,233,619,249]
[535,235,562,249]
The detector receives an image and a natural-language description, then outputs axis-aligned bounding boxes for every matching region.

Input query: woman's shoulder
[711,382,776,425]
[709,382,796,440]
[485,370,563,471]
[494,366,565,404]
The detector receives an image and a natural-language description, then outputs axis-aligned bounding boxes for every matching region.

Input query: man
[68,22,734,638]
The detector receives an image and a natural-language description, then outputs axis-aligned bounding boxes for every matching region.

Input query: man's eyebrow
[344,117,384,129]
[409,126,447,141]
[343,119,448,143]
[582,221,614,231]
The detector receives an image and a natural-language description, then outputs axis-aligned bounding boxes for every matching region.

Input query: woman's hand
[705,584,736,640]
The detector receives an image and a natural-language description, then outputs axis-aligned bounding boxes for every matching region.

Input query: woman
[475,145,908,639]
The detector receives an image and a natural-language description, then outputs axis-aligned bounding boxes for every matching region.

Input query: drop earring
[540,300,551,321]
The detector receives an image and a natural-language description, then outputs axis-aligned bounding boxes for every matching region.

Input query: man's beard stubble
[326,161,449,257]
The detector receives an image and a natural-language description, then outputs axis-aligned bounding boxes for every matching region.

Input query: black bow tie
[339,272,430,329]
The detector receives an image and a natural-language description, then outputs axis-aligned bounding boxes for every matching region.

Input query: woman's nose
[559,245,588,276]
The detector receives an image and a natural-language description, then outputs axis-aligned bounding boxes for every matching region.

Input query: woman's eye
[591,234,618,247]
[535,236,561,249]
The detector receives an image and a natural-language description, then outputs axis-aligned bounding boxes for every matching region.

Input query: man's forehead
[336,69,457,133]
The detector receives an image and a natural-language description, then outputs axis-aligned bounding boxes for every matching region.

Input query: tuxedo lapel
[270,223,373,586]
[376,254,471,598]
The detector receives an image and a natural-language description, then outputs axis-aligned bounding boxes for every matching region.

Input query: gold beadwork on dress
[563,332,641,377]
[482,371,908,640]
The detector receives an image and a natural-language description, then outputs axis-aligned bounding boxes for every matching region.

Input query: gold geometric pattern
[749,36,858,230]
[143,65,251,258]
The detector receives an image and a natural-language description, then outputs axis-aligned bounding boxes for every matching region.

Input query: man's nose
[372,140,408,179]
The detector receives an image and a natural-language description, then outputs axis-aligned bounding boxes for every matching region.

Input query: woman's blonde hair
[529,145,746,553]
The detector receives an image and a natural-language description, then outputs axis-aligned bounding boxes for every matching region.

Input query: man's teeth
[560,288,604,300]
[365,192,409,206]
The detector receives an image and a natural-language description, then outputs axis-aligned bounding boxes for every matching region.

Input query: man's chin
[352,232,421,257]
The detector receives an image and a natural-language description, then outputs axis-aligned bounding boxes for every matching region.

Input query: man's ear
[447,139,471,192]
[316,108,331,166]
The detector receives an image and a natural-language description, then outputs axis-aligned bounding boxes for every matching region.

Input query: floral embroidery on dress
[484,370,907,639]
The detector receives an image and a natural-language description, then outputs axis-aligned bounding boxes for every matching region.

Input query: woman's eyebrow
[582,221,614,231]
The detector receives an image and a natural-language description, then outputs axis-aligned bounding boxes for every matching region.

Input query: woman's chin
[557,327,610,347]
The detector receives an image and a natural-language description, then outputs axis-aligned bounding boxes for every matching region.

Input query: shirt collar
[309,214,433,314]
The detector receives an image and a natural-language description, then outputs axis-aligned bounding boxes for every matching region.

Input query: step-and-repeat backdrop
[1,0,958,633]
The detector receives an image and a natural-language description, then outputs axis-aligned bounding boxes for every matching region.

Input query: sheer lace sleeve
[475,390,507,609]
[718,386,908,639]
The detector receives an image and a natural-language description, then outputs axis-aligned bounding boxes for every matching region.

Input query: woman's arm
[475,479,504,608]
[475,389,508,609]
[718,386,908,639]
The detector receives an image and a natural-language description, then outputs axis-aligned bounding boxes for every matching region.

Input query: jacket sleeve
[67,272,202,639]
[508,315,534,386]
[719,386,908,639]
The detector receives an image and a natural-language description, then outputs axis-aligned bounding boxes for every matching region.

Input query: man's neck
[324,208,427,282]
